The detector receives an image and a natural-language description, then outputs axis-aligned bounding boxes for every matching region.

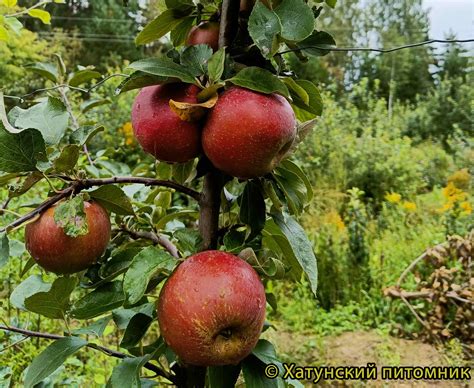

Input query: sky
[424,0,473,40]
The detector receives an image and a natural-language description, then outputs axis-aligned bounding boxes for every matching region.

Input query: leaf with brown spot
[169,94,218,122]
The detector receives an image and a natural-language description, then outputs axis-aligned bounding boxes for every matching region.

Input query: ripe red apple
[186,22,220,51]
[131,83,202,163]
[158,250,266,366]
[202,87,297,178]
[25,201,111,275]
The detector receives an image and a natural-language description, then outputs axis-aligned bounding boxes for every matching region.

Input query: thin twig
[119,226,181,259]
[0,177,200,233]
[0,325,176,383]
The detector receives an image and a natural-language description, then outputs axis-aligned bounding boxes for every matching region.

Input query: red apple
[186,22,220,51]
[131,83,202,163]
[25,201,111,275]
[157,250,266,366]
[202,87,297,178]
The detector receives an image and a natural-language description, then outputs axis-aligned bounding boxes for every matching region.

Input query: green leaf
[68,69,102,87]
[208,365,241,388]
[242,356,280,388]
[297,30,336,57]
[71,281,125,319]
[326,0,337,8]
[155,209,198,230]
[290,79,323,119]
[172,159,196,184]
[2,0,18,7]
[181,44,213,77]
[0,25,8,42]
[0,124,46,173]
[80,98,110,113]
[71,125,104,146]
[10,275,50,310]
[128,58,196,84]
[207,48,226,83]
[53,145,80,173]
[54,196,89,237]
[24,337,88,388]
[274,0,314,42]
[280,159,313,202]
[228,67,289,97]
[120,303,155,349]
[123,247,177,305]
[4,17,23,35]
[24,62,58,82]
[135,9,182,45]
[273,168,307,216]
[170,16,195,47]
[0,233,9,269]
[283,78,309,105]
[173,228,202,255]
[108,355,152,388]
[0,24,10,42]
[240,181,266,235]
[28,9,51,24]
[270,212,317,296]
[73,315,112,337]
[7,172,43,198]
[116,71,169,94]
[248,1,281,58]
[89,185,134,216]
[13,97,69,145]
[24,277,78,319]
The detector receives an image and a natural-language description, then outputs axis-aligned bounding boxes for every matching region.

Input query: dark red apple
[202,87,297,178]
[25,201,111,274]
[158,250,266,366]
[186,22,220,51]
[131,83,202,163]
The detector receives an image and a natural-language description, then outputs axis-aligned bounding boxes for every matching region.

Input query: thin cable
[279,39,474,55]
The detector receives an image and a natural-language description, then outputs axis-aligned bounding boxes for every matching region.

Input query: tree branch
[0,177,201,233]
[0,325,177,384]
[119,225,181,259]
[278,38,474,55]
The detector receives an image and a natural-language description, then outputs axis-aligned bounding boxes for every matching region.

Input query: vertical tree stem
[174,1,241,387]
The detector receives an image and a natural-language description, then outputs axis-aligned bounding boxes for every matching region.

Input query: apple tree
[0,0,337,386]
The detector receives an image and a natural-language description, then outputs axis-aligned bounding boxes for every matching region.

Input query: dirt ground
[263,330,473,387]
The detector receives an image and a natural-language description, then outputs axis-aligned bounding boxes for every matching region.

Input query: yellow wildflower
[385,192,401,204]
[460,201,472,215]
[442,182,466,202]
[119,122,135,146]
[325,211,346,231]
[437,202,453,213]
[402,201,417,212]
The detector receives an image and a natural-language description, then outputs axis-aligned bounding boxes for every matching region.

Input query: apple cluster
[23,19,282,369]
[132,22,297,179]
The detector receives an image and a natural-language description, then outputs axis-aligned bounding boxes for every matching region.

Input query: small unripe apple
[202,87,297,178]
[25,202,111,274]
[131,83,202,163]
[186,22,220,51]
[158,250,266,366]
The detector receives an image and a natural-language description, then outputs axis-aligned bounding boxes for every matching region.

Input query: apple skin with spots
[25,202,111,275]
[186,22,220,51]
[131,83,202,163]
[202,87,297,179]
[157,250,266,366]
